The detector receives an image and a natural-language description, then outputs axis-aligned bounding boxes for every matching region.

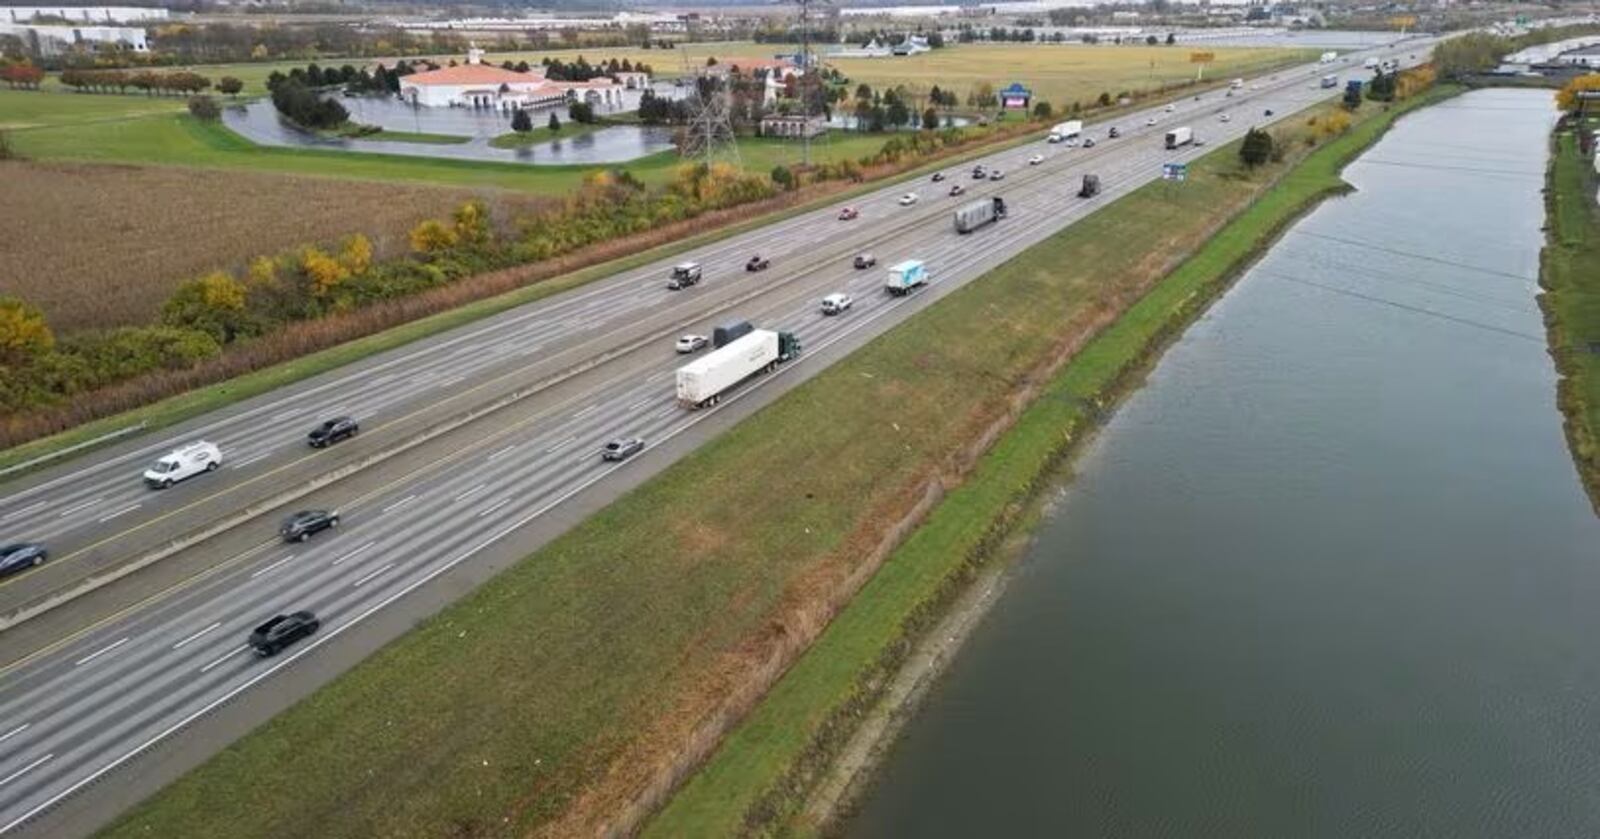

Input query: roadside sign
[1162,162,1187,182]
[1189,51,1215,64]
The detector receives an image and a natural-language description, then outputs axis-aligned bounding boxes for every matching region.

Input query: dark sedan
[280,509,340,542]
[249,611,321,656]
[308,416,359,448]
[601,437,645,462]
[0,543,47,577]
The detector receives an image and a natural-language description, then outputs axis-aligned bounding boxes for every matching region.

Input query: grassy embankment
[645,84,1465,836]
[1540,129,1600,513]
[99,69,1459,839]
[486,120,605,148]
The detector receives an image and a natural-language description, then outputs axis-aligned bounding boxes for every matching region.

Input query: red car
[838,206,859,221]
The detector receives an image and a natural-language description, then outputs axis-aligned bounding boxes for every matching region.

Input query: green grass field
[644,84,1464,837]
[98,73,1452,839]
[486,120,604,148]
[1540,130,1600,512]
[831,44,1316,110]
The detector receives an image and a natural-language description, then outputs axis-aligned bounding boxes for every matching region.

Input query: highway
[0,38,1429,836]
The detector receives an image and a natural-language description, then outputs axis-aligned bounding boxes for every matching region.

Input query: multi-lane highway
[0,37,1430,836]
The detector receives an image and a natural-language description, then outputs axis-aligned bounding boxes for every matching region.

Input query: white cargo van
[144,441,222,489]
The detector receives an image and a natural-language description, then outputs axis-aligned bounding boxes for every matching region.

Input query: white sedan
[675,334,708,354]
[899,192,919,206]
[1145,117,1158,126]
[1028,154,1044,165]
[1219,113,1231,122]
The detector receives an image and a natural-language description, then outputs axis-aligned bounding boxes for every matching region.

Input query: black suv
[308,416,359,448]
[280,509,339,542]
[249,611,321,656]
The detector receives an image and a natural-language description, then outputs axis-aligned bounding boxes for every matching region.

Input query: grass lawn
[487,120,604,148]
[830,44,1316,110]
[4,105,679,193]
[0,88,180,129]
[100,62,1452,839]
[643,85,1464,837]
[1540,130,1600,511]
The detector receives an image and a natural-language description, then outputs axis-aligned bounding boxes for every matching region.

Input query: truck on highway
[1380,58,1399,72]
[953,197,1008,233]
[1078,174,1102,198]
[1164,126,1193,150]
[1320,73,1339,89]
[885,259,929,296]
[713,319,753,348]
[1363,56,1380,69]
[1230,78,1244,89]
[675,328,801,408]
[1320,51,1339,63]
[1047,120,1083,143]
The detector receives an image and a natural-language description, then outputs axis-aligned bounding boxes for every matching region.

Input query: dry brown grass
[0,160,549,333]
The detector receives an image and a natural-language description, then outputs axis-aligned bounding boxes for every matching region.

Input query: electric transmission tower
[678,49,739,166]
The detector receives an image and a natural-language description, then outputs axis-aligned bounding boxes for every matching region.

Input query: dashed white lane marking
[199,645,247,674]
[55,497,103,519]
[0,754,53,788]
[73,637,129,667]
[476,498,510,518]
[0,724,29,745]
[488,444,517,461]
[172,622,221,650]
[454,483,487,502]
[352,563,394,588]
[545,436,577,454]
[0,501,47,524]
[230,452,271,470]
[97,503,142,523]
[573,403,601,420]
[332,541,376,566]
[249,554,295,580]
[381,494,417,514]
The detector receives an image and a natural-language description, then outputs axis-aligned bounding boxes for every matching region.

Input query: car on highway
[853,253,877,269]
[1219,113,1231,122]
[667,262,702,290]
[1083,138,1096,148]
[1108,126,1120,138]
[899,192,919,206]
[280,509,339,543]
[1264,109,1274,116]
[988,169,1005,181]
[143,441,221,489]
[821,293,854,315]
[745,255,770,272]
[0,543,47,578]
[601,437,646,461]
[676,334,709,353]
[971,166,988,180]
[1193,136,1207,147]
[249,611,320,657]
[1028,154,1044,165]
[931,172,946,182]
[838,206,859,221]
[1165,103,1176,112]
[307,416,359,448]
[948,183,965,197]
[1145,117,1158,126]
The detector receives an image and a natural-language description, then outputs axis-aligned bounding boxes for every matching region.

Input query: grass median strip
[643,86,1461,836]
[1539,129,1600,513]
[100,85,1456,839]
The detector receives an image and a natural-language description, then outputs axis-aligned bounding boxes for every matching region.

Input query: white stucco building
[398,47,622,111]
[0,21,148,52]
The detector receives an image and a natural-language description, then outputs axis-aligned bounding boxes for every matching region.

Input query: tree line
[59,67,222,96]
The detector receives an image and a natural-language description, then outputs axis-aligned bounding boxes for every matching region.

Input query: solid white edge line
[0,49,1415,834]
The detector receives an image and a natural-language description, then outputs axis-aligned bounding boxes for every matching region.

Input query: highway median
[97,58,1457,839]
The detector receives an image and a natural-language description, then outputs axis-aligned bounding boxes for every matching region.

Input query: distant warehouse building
[3,6,168,23]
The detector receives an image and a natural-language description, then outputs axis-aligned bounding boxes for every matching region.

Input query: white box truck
[885,260,929,296]
[953,197,1008,233]
[1230,78,1244,89]
[675,329,801,408]
[1047,120,1083,143]
[1363,56,1380,69]
[1164,126,1193,150]
[1320,51,1338,63]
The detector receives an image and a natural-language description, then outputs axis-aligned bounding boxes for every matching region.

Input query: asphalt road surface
[0,38,1430,837]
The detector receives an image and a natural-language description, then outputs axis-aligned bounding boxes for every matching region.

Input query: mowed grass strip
[644,85,1463,837]
[1540,130,1600,512]
[100,79,1451,839]
[0,159,549,333]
